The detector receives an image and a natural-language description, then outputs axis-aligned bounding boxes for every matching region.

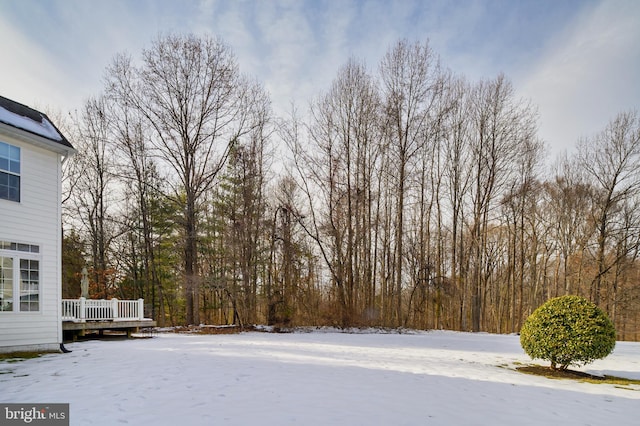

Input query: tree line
[61,34,640,339]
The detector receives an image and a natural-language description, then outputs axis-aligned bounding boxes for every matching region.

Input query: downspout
[60,148,75,353]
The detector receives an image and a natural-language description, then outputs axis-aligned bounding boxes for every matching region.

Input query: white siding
[0,131,62,351]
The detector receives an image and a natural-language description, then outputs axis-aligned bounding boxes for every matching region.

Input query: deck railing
[62,298,145,322]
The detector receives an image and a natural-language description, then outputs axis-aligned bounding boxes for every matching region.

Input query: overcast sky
[1,0,638,160]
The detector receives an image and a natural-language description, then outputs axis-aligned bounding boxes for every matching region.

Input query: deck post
[138,299,144,320]
[79,297,86,322]
[112,298,119,320]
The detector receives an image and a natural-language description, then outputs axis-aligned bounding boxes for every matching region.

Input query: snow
[0,105,63,141]
[1,330,639,425]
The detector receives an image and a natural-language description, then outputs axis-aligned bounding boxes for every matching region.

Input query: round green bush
[520,295,616,370]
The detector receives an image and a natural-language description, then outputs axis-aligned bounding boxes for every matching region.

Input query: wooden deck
[62,298,156,339]
[62,319,156,338]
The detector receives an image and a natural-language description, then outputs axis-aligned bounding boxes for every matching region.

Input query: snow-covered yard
[1,330,639,425]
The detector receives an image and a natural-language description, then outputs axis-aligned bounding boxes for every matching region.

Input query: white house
[0,95,75,353]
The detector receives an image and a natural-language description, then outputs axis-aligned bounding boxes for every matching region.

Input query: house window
[0,257,13,312]
[0,141,21,202]
[20,259,39,312]
[0,241,40,313]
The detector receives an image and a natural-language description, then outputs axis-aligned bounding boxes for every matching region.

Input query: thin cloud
[0,17,69,108]
[518,0,640,157]
[0,0,149,111]
[0,0,636,161]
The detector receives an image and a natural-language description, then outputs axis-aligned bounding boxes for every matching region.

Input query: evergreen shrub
[520,295,616,370]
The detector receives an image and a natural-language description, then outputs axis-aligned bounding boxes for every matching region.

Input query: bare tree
[61,33,640,336]
[500,132,544,332]
[106,97,168,324]
[294,58,381,326]
[265,176,306,325]
[466,74,538,331]
[215,106,271,326]
[542,156,595,298]
[379,39,443,325]
[578,110,640,306]
[442,77,473,330]
[106,34,265,324]
[71,97,117,298]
